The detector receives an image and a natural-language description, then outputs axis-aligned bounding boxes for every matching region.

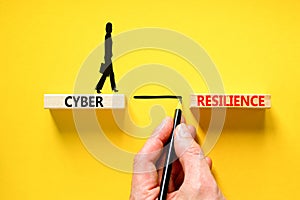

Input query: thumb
[174,124,210,184]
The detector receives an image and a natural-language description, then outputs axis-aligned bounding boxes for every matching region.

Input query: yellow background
[1,0,300,199]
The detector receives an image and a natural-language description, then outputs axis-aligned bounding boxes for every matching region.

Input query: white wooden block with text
[190,94,271,108]
[44,94,125,109]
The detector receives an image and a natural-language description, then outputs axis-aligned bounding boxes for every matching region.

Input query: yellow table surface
[1,0,300,199]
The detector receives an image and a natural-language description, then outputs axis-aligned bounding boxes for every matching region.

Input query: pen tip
[176,98,182,109]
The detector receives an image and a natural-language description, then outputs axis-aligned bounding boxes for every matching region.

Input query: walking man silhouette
[96,22,118,93]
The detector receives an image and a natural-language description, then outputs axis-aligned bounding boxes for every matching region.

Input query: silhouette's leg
[96,69,109,91]
[109,64,116,90]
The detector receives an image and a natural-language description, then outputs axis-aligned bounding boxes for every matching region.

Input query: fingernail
[156,117,168,131]
[177,124,190,138]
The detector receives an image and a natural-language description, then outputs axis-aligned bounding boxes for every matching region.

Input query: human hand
[130,117,225,200]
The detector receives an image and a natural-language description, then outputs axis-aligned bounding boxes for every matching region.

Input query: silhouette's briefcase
[99,63,105,74]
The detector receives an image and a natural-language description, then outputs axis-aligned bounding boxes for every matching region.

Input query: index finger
[138,117,173,159]
[132,117,173,174]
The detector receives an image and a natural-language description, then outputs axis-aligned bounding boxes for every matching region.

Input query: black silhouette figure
[96,22,118,93]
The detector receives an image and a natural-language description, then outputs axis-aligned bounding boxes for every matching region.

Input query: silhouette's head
[106,22,112,33]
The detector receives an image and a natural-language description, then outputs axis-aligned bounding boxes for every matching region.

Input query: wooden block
[44,94,125,109]
[190,94,271,108]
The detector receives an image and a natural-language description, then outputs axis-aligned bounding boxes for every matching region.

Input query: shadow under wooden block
[191,108,266,132]
[50,109,77,133]
[50,109,123,134]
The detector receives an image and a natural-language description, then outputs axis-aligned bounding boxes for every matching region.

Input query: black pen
[158,107,182,200]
